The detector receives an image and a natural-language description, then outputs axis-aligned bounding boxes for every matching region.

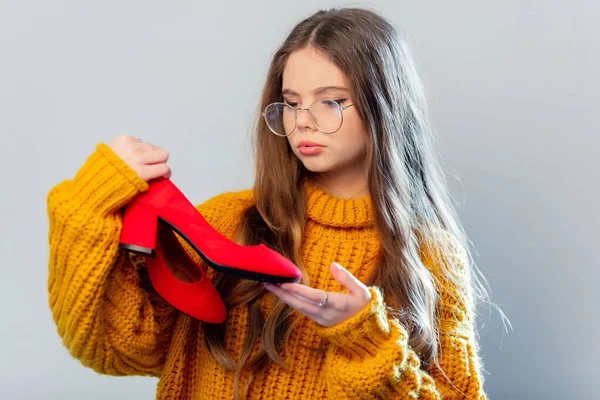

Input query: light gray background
[1,1,598,399]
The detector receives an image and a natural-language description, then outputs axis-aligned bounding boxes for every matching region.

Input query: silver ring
[317,291,328,308]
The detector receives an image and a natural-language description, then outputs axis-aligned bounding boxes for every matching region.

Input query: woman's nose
[295,108,316,131]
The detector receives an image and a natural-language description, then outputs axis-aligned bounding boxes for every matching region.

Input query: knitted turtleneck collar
[302,178,374,228]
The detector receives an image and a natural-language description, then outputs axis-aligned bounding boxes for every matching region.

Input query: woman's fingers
[143,163,171,180]
[109,135,172,182]
[279,282,330,306]
[264,283,322,315]
[330,262,371,302]
[137,147,170,165]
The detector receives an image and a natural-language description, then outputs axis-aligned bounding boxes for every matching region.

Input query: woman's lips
[298,146,324,155]
[297,140,325,155]
[298,140,323,148]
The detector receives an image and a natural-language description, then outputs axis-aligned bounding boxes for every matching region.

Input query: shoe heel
[119,202,157,257]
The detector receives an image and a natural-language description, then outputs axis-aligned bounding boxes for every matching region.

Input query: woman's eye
[285,99,347,107]
[322,99,348,107]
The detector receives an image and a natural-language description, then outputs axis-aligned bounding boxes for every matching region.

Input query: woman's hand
[264,262,372,328]
[109,134,171,182]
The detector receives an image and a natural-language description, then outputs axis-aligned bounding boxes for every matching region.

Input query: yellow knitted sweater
[47,143,488,399]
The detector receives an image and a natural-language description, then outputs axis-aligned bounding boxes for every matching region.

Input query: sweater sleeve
[313,233,488,399]
[46,143,178,377]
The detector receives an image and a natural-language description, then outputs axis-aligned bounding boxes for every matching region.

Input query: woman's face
[281,47,369,178]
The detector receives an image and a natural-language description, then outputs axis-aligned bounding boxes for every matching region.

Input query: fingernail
[333,262,342,270]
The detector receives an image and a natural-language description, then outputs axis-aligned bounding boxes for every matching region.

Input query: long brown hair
[202,7,506,399]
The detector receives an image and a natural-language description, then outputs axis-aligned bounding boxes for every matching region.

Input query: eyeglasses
[262,99,355,136]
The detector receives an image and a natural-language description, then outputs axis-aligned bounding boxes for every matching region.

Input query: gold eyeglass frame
[262,99,355,136]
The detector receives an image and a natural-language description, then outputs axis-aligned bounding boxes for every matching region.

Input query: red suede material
[145,225,227,323]
[119,177,303,281]
[120,200,157,250]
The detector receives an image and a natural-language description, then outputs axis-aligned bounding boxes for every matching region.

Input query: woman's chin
[299,159,331,173]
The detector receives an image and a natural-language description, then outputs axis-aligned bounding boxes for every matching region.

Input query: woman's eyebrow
[282,86,350,96]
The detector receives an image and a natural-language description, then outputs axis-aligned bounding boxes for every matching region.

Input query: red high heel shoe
[145,219,226,323]
[119,177,302,284]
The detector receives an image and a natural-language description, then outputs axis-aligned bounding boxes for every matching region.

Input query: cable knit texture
[47,143,488,399]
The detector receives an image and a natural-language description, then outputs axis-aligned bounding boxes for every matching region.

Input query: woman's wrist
[313,286,400,357]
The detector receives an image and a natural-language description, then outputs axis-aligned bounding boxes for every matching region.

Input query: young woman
[47,7,491,400]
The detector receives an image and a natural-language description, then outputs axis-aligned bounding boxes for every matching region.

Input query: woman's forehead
[282,48,348,95]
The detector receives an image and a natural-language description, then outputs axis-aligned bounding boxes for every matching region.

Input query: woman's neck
[308,169,369,200]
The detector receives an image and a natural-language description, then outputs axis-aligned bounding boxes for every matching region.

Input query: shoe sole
[120,217,301,284]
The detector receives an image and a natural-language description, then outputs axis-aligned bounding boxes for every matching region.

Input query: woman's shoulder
[418,228,469,274]
[194,187,255,227]
[196,187,254,208]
